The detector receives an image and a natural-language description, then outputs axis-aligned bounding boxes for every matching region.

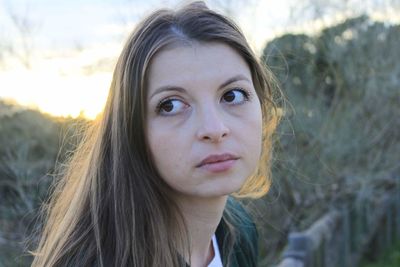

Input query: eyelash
[155,87,252,114]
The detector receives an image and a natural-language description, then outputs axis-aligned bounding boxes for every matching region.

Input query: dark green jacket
[186,197,258,267]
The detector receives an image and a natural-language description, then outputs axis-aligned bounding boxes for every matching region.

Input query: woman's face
[146,42,262,199]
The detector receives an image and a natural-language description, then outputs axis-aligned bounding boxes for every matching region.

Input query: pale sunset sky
[0,0,398,119]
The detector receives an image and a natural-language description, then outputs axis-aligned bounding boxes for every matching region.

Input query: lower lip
[198,159,237,173]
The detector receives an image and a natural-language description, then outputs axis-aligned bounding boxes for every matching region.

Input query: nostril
[196,111,230,142]
[201,130,229,143]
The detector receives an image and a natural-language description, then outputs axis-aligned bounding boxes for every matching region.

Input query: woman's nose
[195,107,230,143]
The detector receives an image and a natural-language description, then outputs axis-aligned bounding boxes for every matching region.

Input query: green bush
[256,15,400,264]
[360,241,400,267]
[0,100,87,266]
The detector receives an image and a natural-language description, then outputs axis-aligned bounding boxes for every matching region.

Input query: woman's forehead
[146,42,252,93]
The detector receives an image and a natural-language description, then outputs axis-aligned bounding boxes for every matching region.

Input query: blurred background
[0,0,399,266]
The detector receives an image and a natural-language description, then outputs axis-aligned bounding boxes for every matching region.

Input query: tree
[2,1,39,69]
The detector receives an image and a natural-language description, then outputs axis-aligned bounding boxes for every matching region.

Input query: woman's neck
[174,194,228,267]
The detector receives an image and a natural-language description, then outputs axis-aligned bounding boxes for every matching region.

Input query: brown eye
[223,91,235,102]
[156,99,189,116]
[160,100,174,112]
[222,88,249,104]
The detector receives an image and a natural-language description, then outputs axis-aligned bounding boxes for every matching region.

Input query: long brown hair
[31,1,281,266]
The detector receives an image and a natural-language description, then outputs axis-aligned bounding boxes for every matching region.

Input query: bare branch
[3,0,40,68]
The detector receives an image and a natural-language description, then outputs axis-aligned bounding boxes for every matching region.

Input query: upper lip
[196,153,239,167]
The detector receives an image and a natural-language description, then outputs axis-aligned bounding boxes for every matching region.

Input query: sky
[1,0,151,49]
[0,0,151,118]
[0,0,293,52]
[0,0,398,118]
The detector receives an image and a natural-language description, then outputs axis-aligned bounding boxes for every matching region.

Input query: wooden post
[396,177,400,240]
[349,203,357,252]
[340,205,350,267]
[386,202,393,248]
[282,233,311,266]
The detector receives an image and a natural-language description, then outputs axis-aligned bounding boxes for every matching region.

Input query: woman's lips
[196,153,239,173]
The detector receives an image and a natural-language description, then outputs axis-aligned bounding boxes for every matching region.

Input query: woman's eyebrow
[150,86,186,100]
[150,74,251,99]
[218,74,251,89]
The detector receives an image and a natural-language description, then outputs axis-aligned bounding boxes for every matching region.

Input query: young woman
[31,1,281,266]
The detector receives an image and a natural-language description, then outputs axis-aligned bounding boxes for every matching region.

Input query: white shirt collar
[208,234,223,267]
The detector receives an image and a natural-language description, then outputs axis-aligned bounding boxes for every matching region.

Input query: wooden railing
[275,179,400,267]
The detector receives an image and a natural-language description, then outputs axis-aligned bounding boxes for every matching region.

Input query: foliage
[256,15,400,265]
[360,241,400,267]
[0,101,87,266]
